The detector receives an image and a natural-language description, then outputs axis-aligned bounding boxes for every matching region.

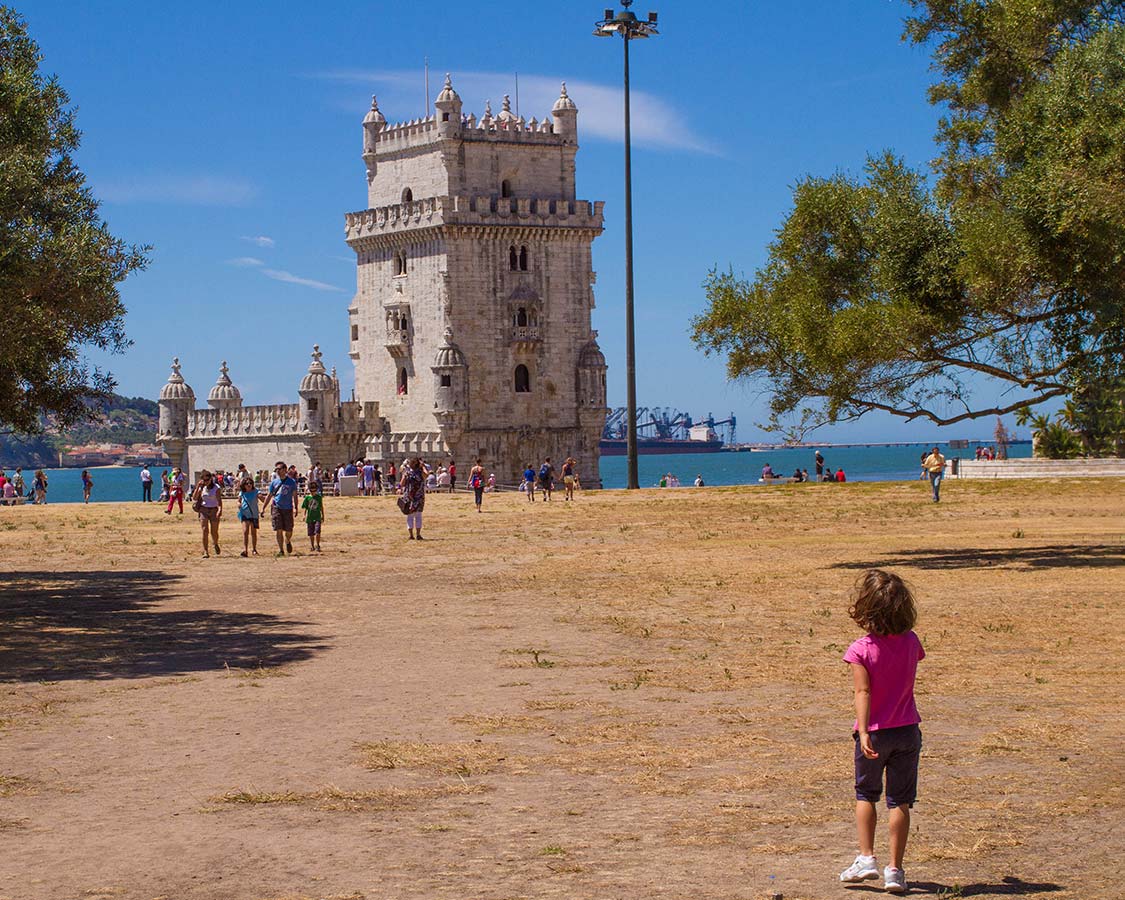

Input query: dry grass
[208,783,488,812]
[357,740,513,776]
[0,477,1121,899]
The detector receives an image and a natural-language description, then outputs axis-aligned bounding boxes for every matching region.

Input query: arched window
[398,368,409,396]
[401,187,413,203]
[516,307,528,327]
[393,250,407,276]
[519,245,529,271]
[501,179,512,198]
[514,364,530,393]
[509,245,518,271]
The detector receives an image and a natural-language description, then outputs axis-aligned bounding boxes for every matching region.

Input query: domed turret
[363,95,386,184]
[299,345,335,432]
[435,73,462,136]
[576,332,608,410]
[207,360,242,410]
[552,82,578,142]
[497,94,518,127]
[157,357,194,471]
[432,328,469,440]
[159,357,195,403]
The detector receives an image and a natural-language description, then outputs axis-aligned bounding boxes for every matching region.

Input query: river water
[5,442,1029,504]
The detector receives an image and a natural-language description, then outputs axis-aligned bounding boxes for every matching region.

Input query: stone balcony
[385,329,412,356]
[511,325,541,350]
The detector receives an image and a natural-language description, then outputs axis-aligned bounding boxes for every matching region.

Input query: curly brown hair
[849,569,917,636]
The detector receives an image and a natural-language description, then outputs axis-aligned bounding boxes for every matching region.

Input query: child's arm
[851,663,878,759]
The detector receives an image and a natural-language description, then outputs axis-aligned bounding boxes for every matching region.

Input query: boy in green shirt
[301,481,325,552]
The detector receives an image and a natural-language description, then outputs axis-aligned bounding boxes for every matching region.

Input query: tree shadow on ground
[847,876,1063,895]
[830,544,1123,571]
[0,570,328,682]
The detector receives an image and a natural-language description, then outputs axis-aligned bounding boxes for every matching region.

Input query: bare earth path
[1,478,1122,900]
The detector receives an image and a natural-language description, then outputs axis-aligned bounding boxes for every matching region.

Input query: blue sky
[21,1,1028,443]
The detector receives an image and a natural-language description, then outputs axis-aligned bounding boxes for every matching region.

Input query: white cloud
[313,69,719,155]
[261,268,346,293]
[228,256,265,267]
[242,235,275,248]
[95,174,257,206]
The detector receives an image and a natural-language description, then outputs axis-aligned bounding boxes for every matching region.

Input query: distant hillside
[0,395,159,469]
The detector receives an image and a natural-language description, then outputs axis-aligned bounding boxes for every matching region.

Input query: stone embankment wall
[950,458,1125,479]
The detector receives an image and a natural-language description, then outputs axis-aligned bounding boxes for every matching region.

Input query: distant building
[159,77,608,483]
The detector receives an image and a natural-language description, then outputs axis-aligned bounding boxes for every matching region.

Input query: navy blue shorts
[854,724,921,808]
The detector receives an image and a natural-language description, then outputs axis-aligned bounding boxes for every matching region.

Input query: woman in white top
[193,470,224,558]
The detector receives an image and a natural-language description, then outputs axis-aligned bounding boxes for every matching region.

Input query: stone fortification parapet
[189,404,301,438]
[371,110,562,156]
[345,195,603,244]
[189,401,372,437]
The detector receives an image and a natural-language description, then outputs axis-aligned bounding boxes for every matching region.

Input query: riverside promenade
[1,479,1121,899]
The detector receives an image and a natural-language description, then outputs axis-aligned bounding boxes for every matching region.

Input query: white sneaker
[840,855,879,883]
[883,866,907,893]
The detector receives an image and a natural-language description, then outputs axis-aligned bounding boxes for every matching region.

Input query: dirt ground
[1,477,1122,900]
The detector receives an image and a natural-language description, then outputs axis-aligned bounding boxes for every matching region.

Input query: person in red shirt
[836,468,847,483]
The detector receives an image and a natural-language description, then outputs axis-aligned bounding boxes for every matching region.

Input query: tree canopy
[692,1,1125,435]
[0,6,147,434]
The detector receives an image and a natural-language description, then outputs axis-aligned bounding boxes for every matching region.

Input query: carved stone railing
[510,326,541,346]
[385,328,411,356]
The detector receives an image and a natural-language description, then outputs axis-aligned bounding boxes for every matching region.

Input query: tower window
[519,245,529,271]
[398,368,409,396]
[440,373,452,387]
[516,307,528,327]
[441,112,450,121]
[509,245,518,272]
[307,398,319,412]
[514,364,531,393]
[393,250,407,276]
[401,187,413,203]
[350,324,359,341]
[501,179,512,198]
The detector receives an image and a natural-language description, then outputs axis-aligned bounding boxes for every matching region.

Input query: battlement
[345,195,604,244]
[371,110,563,156]
[187,401,370,438]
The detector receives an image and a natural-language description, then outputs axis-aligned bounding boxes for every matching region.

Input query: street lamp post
[595,1,658,491]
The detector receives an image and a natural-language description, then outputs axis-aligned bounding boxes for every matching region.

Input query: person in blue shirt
[523,464,536,501]
[260,460,298,555]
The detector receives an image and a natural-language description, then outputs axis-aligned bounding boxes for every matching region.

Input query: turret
[431,328,469,441]
[434,73,462,137]
[551,82,578,143]
[496,94,518,129]
[157,357,194,471]
[207,360,243,411]
[298,345,335,432]
[576,333,608,411]
[362,95,386,186]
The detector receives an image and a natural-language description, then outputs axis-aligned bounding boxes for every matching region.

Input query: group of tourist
[184,460,324,558]
[0,468,46,505]
[520,457,580,502]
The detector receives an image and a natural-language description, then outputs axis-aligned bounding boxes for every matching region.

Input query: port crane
[602,408,736,445]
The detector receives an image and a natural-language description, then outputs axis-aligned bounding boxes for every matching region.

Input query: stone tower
[157,358,194,471]
[344,75,608,484]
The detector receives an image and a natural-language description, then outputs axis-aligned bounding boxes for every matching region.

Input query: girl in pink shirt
[838,569,924,894]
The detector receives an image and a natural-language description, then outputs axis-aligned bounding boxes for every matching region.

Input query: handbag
[397,494,411,514]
